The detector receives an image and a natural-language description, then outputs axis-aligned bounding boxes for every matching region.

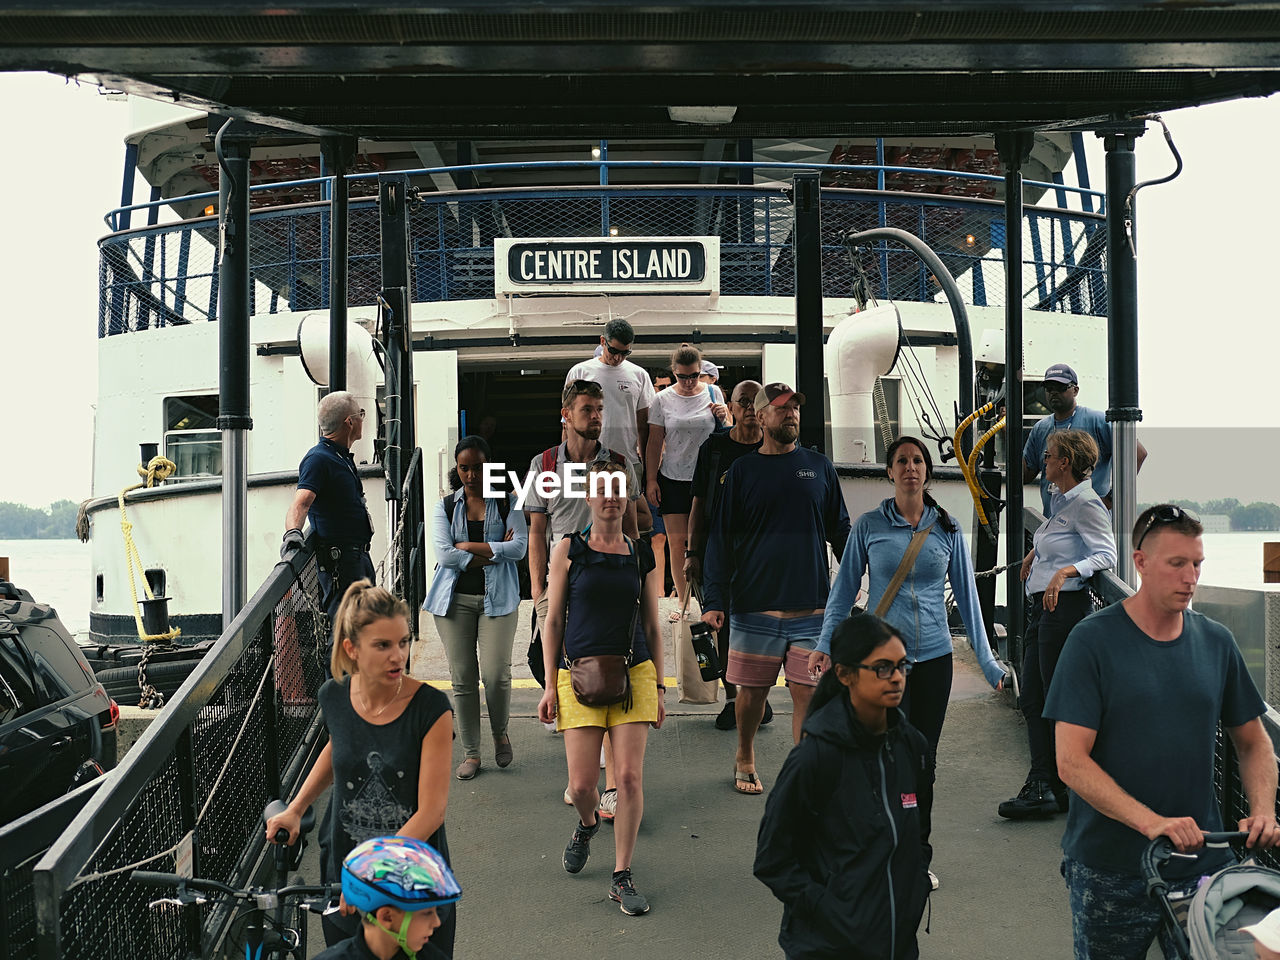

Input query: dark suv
[0,580,118,825]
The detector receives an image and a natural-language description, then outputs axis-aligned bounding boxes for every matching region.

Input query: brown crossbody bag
[564,534,642,708]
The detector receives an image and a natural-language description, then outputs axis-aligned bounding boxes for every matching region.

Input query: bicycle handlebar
[131,870,341,902]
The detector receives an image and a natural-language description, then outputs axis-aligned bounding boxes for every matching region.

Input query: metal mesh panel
[40,552,329,960]
[1,852,40,958]
[99,185,1108,336]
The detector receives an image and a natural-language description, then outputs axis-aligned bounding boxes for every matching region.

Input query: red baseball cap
[753,382,805,413]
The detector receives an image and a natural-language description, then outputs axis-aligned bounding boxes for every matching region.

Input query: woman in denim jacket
[424,436,527,780]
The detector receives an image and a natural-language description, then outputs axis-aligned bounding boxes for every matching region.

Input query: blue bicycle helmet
[342,836,461,916]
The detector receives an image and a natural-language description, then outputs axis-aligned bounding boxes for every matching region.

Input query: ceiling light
[667,106,737,124]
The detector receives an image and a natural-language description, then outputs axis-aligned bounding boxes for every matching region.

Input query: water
[0,539,93,636]
[2,532,1277,642]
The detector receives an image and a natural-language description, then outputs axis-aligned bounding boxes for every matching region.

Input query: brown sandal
[455,758,481,780]
[733,768,764,795]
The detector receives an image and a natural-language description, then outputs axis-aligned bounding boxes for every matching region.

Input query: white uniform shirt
[564,357,655,467]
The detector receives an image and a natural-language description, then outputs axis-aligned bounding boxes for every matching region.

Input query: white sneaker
[928,870,940,891]
[563,786,574,805]
[599,744,606,768]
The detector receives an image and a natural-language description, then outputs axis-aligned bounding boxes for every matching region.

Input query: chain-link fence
[98,182,1106,337]
[28,545,331,960]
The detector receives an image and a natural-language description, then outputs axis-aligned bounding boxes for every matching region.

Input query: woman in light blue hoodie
[424,436,527,781]
[811,435,1004,758]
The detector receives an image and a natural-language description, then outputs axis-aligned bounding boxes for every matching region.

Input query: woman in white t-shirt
[644,343,728,619]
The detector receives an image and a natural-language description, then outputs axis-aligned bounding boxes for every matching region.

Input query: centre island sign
[494,236,719,296]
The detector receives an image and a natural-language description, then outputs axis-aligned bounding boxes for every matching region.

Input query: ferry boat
[80,113,1110,648]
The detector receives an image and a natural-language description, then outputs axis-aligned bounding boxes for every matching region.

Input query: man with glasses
[564,318,655,471]
[1045,504,1280,957]
[282,390,376,647]
[701,383,851,794]
[685,379,770,730]
[1022,362,1147,513]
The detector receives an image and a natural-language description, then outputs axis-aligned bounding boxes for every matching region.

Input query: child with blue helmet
[314,836,461,960]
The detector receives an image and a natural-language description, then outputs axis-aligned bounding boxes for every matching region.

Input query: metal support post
[792,171,825,453]
[216,125,253,628]
[1100,124,1146,586]
[996,132,1033,665]
[323,137,358,392]
[379,175,416,500]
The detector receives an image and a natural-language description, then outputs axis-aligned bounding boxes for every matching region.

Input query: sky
[0,72,1276,510]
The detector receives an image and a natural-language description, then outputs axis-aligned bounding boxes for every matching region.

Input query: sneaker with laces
[598,787,617,823]
[997,778,1060,820]
[563,818,599,874]
[714,700,737,730]
[609,869,650,915]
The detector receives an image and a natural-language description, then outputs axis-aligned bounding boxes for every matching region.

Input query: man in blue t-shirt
[1022,362,1147,513]
[282,391,376,642]
[702,383,850,795]
[1044,505,1280,958]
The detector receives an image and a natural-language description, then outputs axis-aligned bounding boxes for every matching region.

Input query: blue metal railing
[97,161,1107,338]
[104,159,1105,232]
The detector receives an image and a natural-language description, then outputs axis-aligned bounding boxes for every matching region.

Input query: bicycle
[131,800,334,960]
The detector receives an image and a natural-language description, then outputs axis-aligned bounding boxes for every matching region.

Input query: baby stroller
[1143,831,1280,959]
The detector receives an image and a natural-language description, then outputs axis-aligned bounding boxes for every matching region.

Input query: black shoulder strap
[705,441,723,503]
[440,492,455,520]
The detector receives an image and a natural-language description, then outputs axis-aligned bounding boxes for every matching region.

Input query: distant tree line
[0,500,79,539]
[1139,498,1280,532]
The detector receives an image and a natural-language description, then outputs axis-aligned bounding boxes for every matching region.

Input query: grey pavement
[401,600,1077,960]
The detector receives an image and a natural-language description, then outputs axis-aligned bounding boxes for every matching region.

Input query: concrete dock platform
[409,598,1075,959]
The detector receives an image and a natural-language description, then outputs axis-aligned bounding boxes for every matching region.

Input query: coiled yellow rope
[119,456,182,643]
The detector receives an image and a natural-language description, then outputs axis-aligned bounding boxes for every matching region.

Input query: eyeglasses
[1043,382,1075,394]
[732,395,758,407]
[1043,449,1066,462]
[347,409,366,422]
[674,372,700,381]
[1135,505,1201,551]
[604,342,632,357]
[855,659,913,680]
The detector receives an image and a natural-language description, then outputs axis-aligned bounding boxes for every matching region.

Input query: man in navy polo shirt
[282,391,376,643]
[1023,362,1147,513]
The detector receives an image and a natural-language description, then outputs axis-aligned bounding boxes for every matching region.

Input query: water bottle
[689,622,722,681]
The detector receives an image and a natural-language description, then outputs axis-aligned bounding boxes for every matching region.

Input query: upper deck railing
[97,160,1108,338]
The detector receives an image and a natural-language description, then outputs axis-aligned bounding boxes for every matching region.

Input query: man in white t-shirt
[564,318,655,469]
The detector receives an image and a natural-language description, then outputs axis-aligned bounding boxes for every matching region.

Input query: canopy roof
[4,1,1280,139]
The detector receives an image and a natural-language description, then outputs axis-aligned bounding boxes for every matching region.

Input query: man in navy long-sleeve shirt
[702,383,850,795]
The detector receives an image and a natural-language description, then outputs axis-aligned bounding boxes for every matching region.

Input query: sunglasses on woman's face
[674,372,700,381]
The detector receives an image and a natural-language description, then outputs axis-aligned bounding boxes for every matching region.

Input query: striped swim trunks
[724,611,824,688]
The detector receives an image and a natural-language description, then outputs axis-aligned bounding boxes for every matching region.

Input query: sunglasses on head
[604,342,632,357]
[1135,505,1201,551]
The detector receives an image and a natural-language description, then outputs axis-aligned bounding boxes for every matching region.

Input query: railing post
[323,137,358,392]
[379,174,417,517]
[599,139,610,237]
[996,131,1034,667]
[174,726,205,955]
[216,120,254,627]
[1101,123,1147,587]
[792,171,825,453]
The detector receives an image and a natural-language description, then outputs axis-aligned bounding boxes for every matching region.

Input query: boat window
[164,395,222,478]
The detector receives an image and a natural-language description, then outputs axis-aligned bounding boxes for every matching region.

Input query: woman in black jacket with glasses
[755,613,934,960]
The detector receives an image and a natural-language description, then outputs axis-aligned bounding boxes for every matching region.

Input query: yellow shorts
[555,659,659,731]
